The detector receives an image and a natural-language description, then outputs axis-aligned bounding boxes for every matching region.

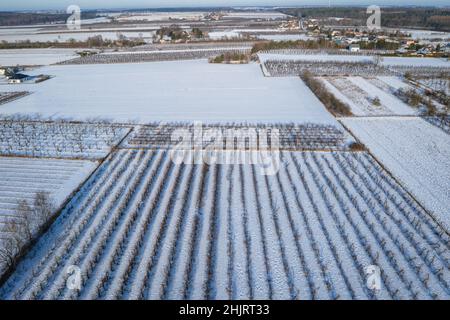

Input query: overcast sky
[0,0,448,11]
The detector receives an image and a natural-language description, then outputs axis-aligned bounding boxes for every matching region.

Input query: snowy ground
[1,149,448,300]
[207,29,309,41]
[417,78,450,95]
[320,76,416,116]
[256,34,314,41]
[341,117,450,232]
[0,157,97,215]
[0,49,80,66]
[0,27,155,43]
[115,12,205,22]
[0,121,130,159]
[208,31,241,40]
[258,53,450,68]
[0,156,98,275]
[400,29,450,40]
[0,60,339,125]
[223,12,287,20]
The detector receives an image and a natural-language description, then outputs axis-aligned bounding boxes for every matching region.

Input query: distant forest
[278,7,450,32]
[0,12,97,26]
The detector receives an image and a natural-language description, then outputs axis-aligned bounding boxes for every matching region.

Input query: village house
[348,44,361,52]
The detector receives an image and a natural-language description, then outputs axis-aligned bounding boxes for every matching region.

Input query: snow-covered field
[0,49,80,66]
[256,34,314,41]
[58,47,251,65]
[115,12,205,22]
[417,78,450,95]
[0,157,97,215]
[0,121,130,159]
[0,156,98,275]
[402,29,450,40]
[1,149,448,300]
[259,53,450,68]
[0,60,339,125]
[321,76,416,116]
[207,28,304,40]
[0,27,155,43]
[208,31,241,40]
[224,12,287,20]
[123,123,351,151]
[341,117,450,231]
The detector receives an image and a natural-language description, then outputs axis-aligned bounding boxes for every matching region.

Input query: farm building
[348,44,361,52]
[8,73,29,84]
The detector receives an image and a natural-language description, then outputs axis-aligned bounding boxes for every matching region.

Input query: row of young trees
[251,39,341,54]
[2,149,450,299]
[127,122,346,151]
[265,59,393,77]
[59,48,251,65]
[0,120,127,158]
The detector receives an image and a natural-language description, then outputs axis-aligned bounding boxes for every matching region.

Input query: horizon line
[1,4,450,12]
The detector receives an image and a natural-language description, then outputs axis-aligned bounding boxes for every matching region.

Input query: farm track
[1,149,449,300]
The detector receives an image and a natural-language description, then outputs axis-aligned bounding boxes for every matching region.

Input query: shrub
[349,142,366,151]
[372,97,381,106]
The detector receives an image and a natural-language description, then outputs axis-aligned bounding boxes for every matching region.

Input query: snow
[0,27,155,43]
[259,53,450,68]
[256,34,314,41]
[0,157,97,213]
[1,150,448,299]
[0,60,339,125]
[208,28,302,40]
[382,57,450,67]
[376,76,411,91]
[0,31,154,42]
[116,12,205,22]
[0,156,98,274]
[341,117,450,232]
[0,49,80,66]
[0,121,130,160]
[208,31,241,40]
[223,12,287,19]
[320,76,416,116]
[402,29,450,40]
[259,53,374,64]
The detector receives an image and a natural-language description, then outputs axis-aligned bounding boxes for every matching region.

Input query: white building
[349,44,361,52]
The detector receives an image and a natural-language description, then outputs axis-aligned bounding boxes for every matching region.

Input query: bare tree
[0,200,31,271]
[33,192,54,232]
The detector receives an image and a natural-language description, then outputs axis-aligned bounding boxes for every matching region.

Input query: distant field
[0,60,340,125]
[0,27,155,43]
[342,117,450,231]
[0,49,80,66]
[258,53,450,68]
